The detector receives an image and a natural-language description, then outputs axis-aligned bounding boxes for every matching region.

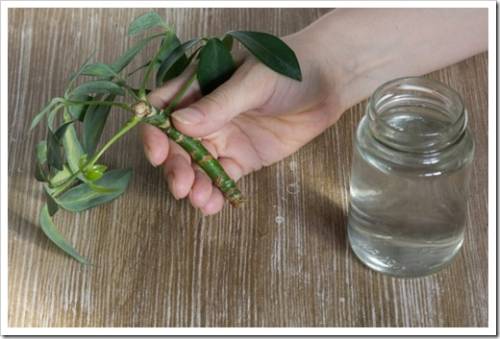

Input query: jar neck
[367,77,467,154]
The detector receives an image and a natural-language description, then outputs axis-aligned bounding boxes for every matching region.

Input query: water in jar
[347,81,474,277]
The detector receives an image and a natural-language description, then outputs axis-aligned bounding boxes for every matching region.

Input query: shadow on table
[300,185,349,255]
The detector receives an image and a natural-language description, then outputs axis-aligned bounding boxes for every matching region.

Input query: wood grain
[8,8,488,327]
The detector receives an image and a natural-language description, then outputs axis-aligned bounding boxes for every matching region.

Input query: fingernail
[172,108,204,125]
[167,173,180,200]
[144,144,159,167]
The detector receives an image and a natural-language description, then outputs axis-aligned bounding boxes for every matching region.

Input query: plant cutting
[31,12,302,264]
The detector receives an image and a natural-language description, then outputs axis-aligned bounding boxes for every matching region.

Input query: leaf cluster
[31,11,302,263]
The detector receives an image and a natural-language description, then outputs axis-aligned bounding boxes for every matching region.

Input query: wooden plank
[8,8,487,327]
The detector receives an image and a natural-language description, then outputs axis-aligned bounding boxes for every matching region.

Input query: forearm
[296,8,488,112]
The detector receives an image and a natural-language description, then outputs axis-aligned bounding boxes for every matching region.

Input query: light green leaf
[39,204,89,264]
[156,38,200,86]
[57,169,132,212]
[49,165,74,187]
[30,99,59,130]
[87,181,118,194]
[197,38,235,95]
[34,141,48,182]
[61,123,84,174]
[227,31,302,81]
[71,80,124,98]
[82,94,116,155]
[36,141,47,164]
[128,12,167,36]
[81,63,118,78]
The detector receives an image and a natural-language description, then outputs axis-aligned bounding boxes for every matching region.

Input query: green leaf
[227,31,302,81]
[35,165,48,182]
[130,88,152,97]
[49,165,73,187]
[127,61,151,77]
[57,169,132,212]
[83,167,104,181]
[61,123,84,175]
[36,141,48,164]
[222,35,234,51]
[30,99,58,130]
[47,129,64,171]
[197,38,236,95]
[156,38,200,86]
[71,80,124,98]
[67,50,97,84]
[39,204,89,264]
[81,63,118,78]
[112,33,163,73]
[68,94,93,121]
[128,12,166,36]
[82,94,116,155]
[87,181,118,194]
[35,141,48,182]
[44,188,59,216]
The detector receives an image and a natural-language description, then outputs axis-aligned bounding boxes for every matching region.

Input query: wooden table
[8,8,488,327]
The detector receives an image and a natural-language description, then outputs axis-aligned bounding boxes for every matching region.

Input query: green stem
[87,115,143,167]
[165,126,243,206]
[147,72,243,206]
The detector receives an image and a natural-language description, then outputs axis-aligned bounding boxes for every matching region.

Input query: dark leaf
[227,31,302,81]
[82,94,116,155]
[47,129,64,171]
[197,38,236,95]
[128,12,166,36]
[81,63,118,78]
[71,80,124,98]
[111,33,163,73]
[44,188,59,216]
[57,169,132,212]
[39,204,89,264]
[68,94,93,121]
[222,34,234,51]
[35,165,48,182]
[54,121,73,141]
[156,38,200,86]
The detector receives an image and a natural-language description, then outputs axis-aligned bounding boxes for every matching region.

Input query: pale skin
[141,8,488,215]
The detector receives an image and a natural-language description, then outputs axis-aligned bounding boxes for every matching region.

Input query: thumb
[171,62,275,138]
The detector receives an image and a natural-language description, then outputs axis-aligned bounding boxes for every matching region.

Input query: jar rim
[367,76,467,153]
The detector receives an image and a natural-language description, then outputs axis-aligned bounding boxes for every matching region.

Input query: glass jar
[347,76,474,277]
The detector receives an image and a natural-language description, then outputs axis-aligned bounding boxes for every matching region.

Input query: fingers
[147,66,201,109]
[140,124,169,166]
[163,142,194,200]
[171,61,277,138]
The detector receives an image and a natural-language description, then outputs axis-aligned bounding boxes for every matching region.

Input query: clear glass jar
[347,77,474,277]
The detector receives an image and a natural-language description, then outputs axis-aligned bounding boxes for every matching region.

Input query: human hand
[140,32,346,215]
